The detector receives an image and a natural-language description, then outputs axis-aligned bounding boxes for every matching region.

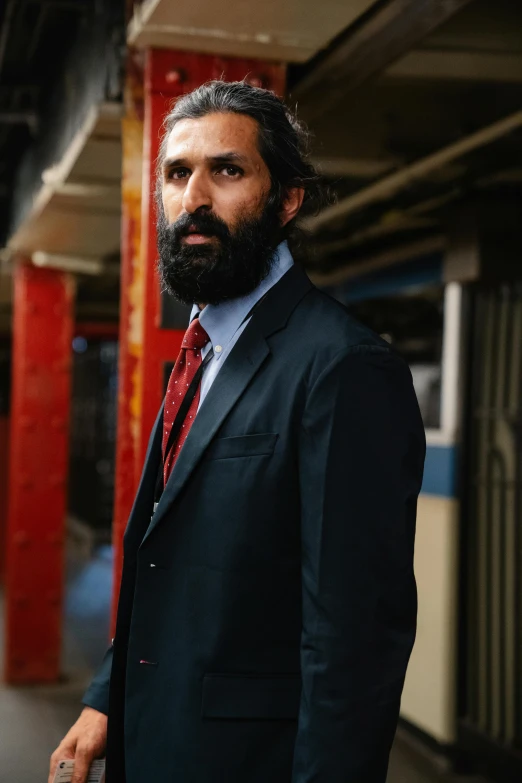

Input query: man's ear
[280,187,305,227]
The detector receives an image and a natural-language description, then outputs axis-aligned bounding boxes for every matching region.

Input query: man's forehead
[165,113,260,158]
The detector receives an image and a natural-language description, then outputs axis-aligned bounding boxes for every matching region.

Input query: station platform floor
[0,533,487,783]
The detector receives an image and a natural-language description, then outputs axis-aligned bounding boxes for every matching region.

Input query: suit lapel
[140,263,313,546]
[141,322,269,544]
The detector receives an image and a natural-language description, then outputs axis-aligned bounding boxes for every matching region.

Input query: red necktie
[162,317,210,484]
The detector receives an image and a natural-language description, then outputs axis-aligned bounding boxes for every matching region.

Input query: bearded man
[50,81,425,783]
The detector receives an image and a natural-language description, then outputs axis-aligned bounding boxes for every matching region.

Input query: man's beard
[156,199,282,306]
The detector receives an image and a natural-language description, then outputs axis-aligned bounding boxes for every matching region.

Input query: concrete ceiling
[127,0,379,62]
[383,0,522,84]
[7,102,122,261]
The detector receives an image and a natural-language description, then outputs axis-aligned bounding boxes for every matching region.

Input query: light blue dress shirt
[189,241,294,410]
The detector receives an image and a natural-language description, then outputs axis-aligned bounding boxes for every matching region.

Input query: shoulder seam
[305,342,392,399]
[344,344,391,355]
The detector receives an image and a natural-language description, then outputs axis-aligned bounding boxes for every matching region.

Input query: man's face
[162,112,272,238]
[157,112,281,305]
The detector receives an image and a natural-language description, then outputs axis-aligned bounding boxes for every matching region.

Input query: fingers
[49,746,75,783]
[49,709,107,783]
[71,746,93,783]
[49,742,96,783]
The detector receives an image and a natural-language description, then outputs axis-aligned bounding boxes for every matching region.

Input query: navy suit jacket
[84,264,426,783]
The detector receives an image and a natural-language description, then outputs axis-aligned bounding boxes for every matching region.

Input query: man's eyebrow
[163,157,186,170]
[163,152,249,170]
[208,153,248,165]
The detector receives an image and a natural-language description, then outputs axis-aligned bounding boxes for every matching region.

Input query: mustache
[167,210,231,244]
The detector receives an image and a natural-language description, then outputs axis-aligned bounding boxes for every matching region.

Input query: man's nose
[181,172,212,214]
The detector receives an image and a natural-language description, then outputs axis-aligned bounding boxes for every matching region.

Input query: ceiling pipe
[308,236,445,288]
[305,109,522,233]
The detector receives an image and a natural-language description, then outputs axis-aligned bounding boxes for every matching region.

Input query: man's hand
[48,706,107,783]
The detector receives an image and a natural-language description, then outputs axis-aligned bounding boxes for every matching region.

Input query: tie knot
[182,317,210,351]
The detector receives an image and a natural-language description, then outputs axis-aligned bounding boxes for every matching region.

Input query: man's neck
[198,303,207,311]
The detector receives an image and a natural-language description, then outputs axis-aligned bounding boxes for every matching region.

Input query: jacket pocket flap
[202,673,301,720]
[205,433,278,461]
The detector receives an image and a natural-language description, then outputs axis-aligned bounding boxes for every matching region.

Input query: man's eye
[218,165,242,177]
[168,168,189,180]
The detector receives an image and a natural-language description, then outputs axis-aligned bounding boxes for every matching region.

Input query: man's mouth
[181,225,217,245]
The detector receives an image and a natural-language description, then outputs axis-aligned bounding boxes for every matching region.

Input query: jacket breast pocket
[201,673,301,720]
[205,433,278,461]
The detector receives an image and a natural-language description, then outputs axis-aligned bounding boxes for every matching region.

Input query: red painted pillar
[0,415,9,582]
[4,263,74,683]
[112,49,285,624]
[111,51,146,629]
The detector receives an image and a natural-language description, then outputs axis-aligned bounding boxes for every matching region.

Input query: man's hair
[156,80,330,245]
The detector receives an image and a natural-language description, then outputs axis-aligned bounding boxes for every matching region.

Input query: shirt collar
[189,241,294,360]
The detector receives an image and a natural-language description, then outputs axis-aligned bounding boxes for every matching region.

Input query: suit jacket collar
[138,263,312,545]
[255,261,312,338]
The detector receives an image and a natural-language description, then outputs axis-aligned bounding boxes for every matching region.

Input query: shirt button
[215,345,222,353]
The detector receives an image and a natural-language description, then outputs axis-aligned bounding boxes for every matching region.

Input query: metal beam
[384,49,522,84]
[311,155,401,179]
[52,182,121,202]
[312,218,436,260]
[306,109,522,233]
[309,235,445,286]
[31,251,104,275]
[292,0,476,122]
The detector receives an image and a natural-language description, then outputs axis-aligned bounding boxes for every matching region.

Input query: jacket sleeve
[81,644,113,716]
[292,346,426,783]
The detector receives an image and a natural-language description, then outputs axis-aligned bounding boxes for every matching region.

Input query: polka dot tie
[162,316,210,484]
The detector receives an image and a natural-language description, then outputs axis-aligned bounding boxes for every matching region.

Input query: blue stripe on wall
[421,444,458,498]
[341,254,444,303]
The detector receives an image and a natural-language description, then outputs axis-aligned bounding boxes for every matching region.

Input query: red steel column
[4,263,74,683]
[111,51,145,629]
[112,49,285,622]
[0,415,8,581]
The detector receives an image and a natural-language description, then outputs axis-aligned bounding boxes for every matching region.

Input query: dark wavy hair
[156,80,330,246]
